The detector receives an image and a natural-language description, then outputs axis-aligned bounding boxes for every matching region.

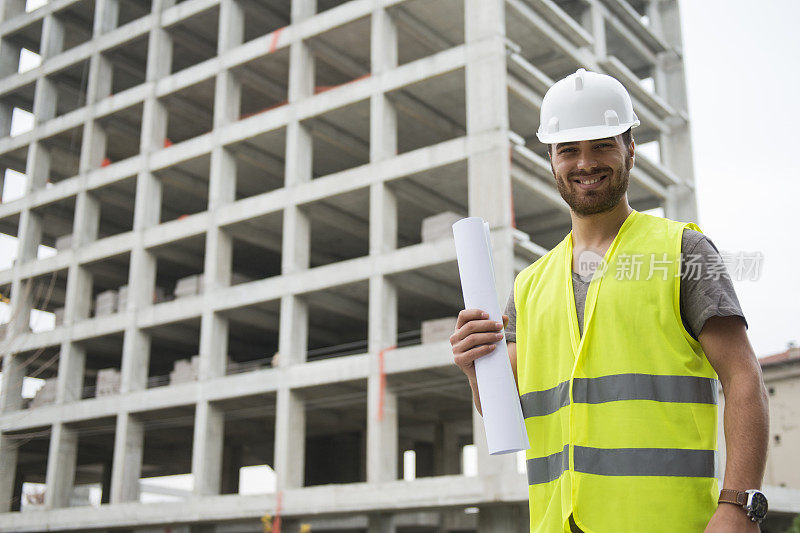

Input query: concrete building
[716,344,800,532]
[762,345,800,491]
[0,0,795,531]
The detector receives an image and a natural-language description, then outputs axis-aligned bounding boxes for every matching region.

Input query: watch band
[718,489,748,507]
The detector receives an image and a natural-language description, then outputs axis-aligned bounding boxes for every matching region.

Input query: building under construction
[2,0,797,531]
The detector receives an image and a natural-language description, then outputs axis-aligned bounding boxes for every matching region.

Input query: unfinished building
[0,0,764,531]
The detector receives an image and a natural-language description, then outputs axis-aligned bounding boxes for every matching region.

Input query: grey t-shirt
[504,229,747,342]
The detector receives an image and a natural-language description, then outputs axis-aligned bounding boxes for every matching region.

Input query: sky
[678,0,800,357]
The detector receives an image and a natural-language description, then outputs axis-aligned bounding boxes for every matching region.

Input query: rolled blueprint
[452,217,529,455]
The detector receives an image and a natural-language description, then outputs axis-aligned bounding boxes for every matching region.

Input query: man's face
[548,135,634,216]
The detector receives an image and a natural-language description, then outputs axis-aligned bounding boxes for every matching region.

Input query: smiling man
[451,69,769,532]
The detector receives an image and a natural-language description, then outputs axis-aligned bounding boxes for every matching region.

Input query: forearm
[469,376,483,416]
[720,374,769,489]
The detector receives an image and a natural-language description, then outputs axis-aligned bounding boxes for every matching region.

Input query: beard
[554,156,631,216]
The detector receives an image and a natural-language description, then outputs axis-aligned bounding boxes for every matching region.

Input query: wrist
[715,503,759,529]
[718,488,768,525]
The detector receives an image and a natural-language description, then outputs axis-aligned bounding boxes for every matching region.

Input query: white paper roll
[452,217,529,455]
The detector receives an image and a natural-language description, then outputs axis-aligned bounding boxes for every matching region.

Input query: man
[451,69,768,532]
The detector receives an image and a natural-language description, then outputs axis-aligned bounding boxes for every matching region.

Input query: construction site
[0,0,796,531]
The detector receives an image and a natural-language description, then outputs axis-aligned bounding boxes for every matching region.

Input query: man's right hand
[450,309,507,384]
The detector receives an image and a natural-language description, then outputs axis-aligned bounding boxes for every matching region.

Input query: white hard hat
[536,68,640,145]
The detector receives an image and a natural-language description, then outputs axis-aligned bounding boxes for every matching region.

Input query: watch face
[747,491,768,520]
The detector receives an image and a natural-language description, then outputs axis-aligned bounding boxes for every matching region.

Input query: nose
[576,148,598,172]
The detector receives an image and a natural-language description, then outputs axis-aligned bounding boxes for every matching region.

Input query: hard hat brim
[536,120,640,145]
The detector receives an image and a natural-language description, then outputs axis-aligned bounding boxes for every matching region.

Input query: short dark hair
[548,127,634,155]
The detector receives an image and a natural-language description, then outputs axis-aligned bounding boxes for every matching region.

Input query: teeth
[579,175,604,184]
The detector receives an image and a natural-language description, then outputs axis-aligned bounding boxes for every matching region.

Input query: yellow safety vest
[514,210,718,533]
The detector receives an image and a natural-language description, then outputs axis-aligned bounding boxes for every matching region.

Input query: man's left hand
[704,504,760,532]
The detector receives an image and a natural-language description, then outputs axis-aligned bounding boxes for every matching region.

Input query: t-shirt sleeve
[504,287,517,343]
[680,229,748,340]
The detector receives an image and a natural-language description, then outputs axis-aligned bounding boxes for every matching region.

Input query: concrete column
[273,0,315,500]
[368,513,397,533]
[433,421,461,476]
[119,13,170,393]
[120,328,151,392]
[198,310,228,379]
[649,0,698,222]
[81,120,108,170]
[57,184,94,401]
[277,295,308,367]
[366,5,400,485]
[581,3,606,58]
[73,192,101,247]
[0,0,25,22]
[0,25,17,199]
[110,412,144,503]
[366,275,398,483]
[40,14,65,61]
[281,201,310,274]
[55,342,86,404]
[199,148,235,380]
[288,0,315,100]
[94,0,120,36]
[465,0,512,227]
[464,0,519,485]
[44,423,78,509]
[0,7,21,104]
[0,323,27,412]
[24,14,62,190]
[274,388,305,490]
[478,504,521,533]
[0,434,19,512]
[215,0,243,124]
[199,12,239,374]
[63,263,92,324]
[120,170,158,391]
[26,17,65,190]
[81,2,115,171]
[664,182,697,222]
[24,141,51,192]
[0,272,33,413]
[192,400,224,496]
[441,421,462,475]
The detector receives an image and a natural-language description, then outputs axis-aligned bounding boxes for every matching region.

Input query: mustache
[568,168,613,180]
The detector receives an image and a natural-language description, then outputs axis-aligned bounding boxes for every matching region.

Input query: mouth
[573,173,607,190]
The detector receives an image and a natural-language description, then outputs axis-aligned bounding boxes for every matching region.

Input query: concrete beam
[310,290,368,322]
[391,5,453,51]
[0,473,531,531]
[304,200,369,242]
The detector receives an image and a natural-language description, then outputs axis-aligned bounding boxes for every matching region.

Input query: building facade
[0,0,774,531]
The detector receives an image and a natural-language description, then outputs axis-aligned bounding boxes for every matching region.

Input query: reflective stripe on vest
[527,446,717,485]
[520,374,718,418]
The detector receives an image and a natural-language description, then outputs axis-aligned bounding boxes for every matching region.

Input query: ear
[626,140,635,170]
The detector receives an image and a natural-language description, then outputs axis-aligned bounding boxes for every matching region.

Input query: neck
[570,199,634,251]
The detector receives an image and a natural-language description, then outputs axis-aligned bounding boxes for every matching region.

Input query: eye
[558,147,576,154]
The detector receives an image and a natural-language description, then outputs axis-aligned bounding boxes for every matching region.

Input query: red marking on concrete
[378,345,397,420]
[269,27,285,54]
[273,491,283,533]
